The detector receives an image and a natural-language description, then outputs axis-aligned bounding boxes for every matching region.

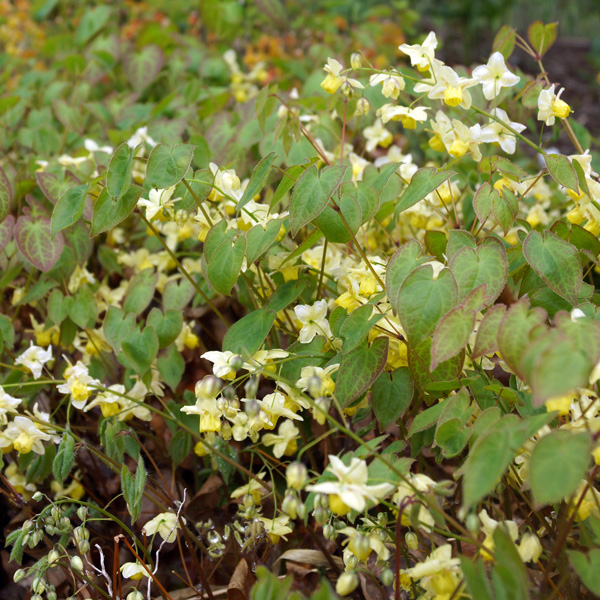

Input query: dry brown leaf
[227,558,256,600]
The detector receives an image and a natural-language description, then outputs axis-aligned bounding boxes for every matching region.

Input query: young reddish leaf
[15,215,64,272]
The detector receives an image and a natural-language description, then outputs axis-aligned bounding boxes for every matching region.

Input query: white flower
[399,31,438,71]
[405,544,460,580]
[142,512,184,543]
[377,104,429,129]
[294,300,332,343]
[363,118,393,153]
[0,386,21,425]
[137,186,180,221]
[15,344,53,379]
[127,126,157,149]
[67,265,96,294]
[57,360,101,410]
[480,108,526,154]
[120,562,150,580]
[201,350,239,379]
[369,73,405,99]
[472,52,520,100]
[84,139,113,154]
[262,419,300,458]
[0,416,52,455]
[253,391,303,426]
[320,58,364,95]
[518,533,542,563]
[425,65,478,109]
[258,515,293,542]
[307,455,394,514]
[537,85,571,126]
[443,120,482,161]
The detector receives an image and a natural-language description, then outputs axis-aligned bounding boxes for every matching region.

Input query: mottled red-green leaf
[15,215,64,272]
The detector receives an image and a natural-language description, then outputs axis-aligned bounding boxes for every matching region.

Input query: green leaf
[123,268,158,315]
[121,326,159,377]
[355,182,379,223]
[492,527,530,600]
[91,185,143,236]
[237,152,276,212]
[75,5,111,45]
[529,430,591,505]
[68,285,97,328]
[222,308,277,356]
[107,143,136,199]
[123,44,164,91]
[394,167,456,216]
[527,21,558,58]
[410,338,464,395]
[267,278,308,312]
[472,305,506,359]
[207,235,246,295]
[446,229,476,262]
[270,160,317,208]
[396,265,458,347]
[289,164,347,236]
[121,455,146,523]
[0,164,13,221]
[162,278,195,311]
[169,430,192,467]
[372,162,401,194]
[315,185,362,243]
[492,25,516,60]
[569,549,600,595]
[431,305,476,370]
[51,184,88,237]
[449,238,507,304]
[15,215,64,272]
[544,153,579,192]
[48,289,68,325]
[147,308,183,348]
[371,367,413,429]
[53,433,75,484]
[408,400,445,437]
[336,337,388,407]
[523,230,581,305]
[339,304,384,352]
[497,298,547,379]
[385,240,426,309]
[472,182,498,224]
[146,144,195,189]
[158,344,185,391]
[103,306,137,353]
[461,418,530,511]
[493,189,518,234]
[460,558,494,600]
[245,218,282,265]
[0,214,14,254]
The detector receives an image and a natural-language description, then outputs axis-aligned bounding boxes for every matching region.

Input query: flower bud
[323,524,336,540]
[32,491,44,502]
[286,462,308,491]
[350,53,362,70]
[405,531,419,550]
[348,535,371,562]
[244,377,259,399]
[282,493,298,519]
[296,502,306,520]
[222,385,236,401]
[381,568,394,587]
[13,569,26,583]
[70,556,84,572]
[220,421,232,440]
[355,97,370,116]
[518,532,542,563]
[466,513,480,534]
[78,539,90,554]
[47,592,57,600]
[23,520,34,532]
[314,507,329,525]
[230,354,244,371]
[126,591,144,600]
[48,549,60,565]
[244,399,260,418]
[45,525,56,536]
[32,576,46,594]
[77,506,87,521]
[336,571,359,596]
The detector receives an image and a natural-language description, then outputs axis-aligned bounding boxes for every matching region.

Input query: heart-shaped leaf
[15,215,64,272]
[121,326,159,377]
[146,143,195,189]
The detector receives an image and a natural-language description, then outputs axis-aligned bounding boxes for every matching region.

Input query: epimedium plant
[1,6,600,600]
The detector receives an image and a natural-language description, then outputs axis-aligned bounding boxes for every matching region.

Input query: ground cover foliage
[2,2,600,599]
